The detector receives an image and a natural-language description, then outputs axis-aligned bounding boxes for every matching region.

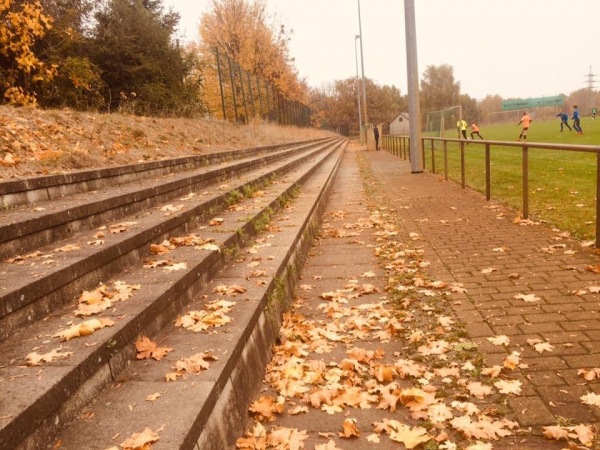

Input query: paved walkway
[237,143,600,449]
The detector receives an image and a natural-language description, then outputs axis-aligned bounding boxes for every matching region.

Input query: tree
[420,64,461,114]
[199,0,306,121]
[90,0,195,115]
[308,78,407,135]
[33,0,105,109]
[0,0,56,106]
[459,94,481,124]
[478,94,503,119]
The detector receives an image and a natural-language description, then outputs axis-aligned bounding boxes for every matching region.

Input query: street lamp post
[354,35,363,134]
[357,0,368,125]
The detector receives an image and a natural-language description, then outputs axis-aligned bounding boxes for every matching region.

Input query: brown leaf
[135,336,173,361]
[53,318,115,341]
[26,348,73,366]
[338,418,360,438]
[249,395,284,422]
[120,427,159,450]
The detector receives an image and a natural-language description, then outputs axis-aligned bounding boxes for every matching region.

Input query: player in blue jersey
[572,105,583,134]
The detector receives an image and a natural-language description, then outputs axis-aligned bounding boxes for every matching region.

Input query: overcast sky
[163,0,599,100]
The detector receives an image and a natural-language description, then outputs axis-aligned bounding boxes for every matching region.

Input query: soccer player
[517,112,532,141]
[555,110,572,132]
[470,122,484,139]
[572,105,583,134]
[456,119,468,139]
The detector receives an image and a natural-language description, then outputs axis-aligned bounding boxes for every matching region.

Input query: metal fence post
[460,141,466,188]
[443,140,448,181]
[226,54,239,123]
[215,48,227,121]
[485,143,491,200]
[430,139,436,174]
[596,150,600,248]
[237,65,248,123]
[522,145,529,219]
[246,72,255,119]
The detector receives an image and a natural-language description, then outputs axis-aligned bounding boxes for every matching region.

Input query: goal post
[425,105,462,138]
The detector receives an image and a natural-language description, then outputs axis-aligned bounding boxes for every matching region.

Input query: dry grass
[0,106,336,179]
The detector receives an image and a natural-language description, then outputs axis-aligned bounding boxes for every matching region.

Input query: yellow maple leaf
[249,395,284,422]
[338,418,360,438]
[388,423,431,449]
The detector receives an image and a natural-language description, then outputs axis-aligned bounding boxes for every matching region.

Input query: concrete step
[0,138,346,450]
[0,139,328,209]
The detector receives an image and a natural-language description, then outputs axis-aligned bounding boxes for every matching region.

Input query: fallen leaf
[514,293,541,302]
[120,427,159,450]
[53,318,115,341]
[26,348,73,366]
[135,336,173,361]
[338,418,361,438]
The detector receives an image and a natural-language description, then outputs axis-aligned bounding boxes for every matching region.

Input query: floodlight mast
[404,0,423,173]
[357,0,368,126]
[355,35,363,133]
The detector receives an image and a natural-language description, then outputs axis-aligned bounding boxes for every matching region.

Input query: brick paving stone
[527,370,568,387]
[517,322,566,334]
[465,321,495,337]
[562,320,600,331]
[541,303,585,313]
[507,397,556,426]
[524,312,567,323]
[564,354,600,367]
[520,356,570,371]
[565,310,600,321]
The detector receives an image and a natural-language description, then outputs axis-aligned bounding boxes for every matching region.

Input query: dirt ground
[0,106,336,180]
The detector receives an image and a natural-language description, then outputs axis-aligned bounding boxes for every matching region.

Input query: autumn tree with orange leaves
[0,0,56,106]
[199,0,307,121]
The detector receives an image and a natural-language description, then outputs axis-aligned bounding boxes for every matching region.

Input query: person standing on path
[457,118,468,139]
[470,122,484,139]
[572,105,583,134]
[517,111,532,141]
[556,110,572,132]
[373,125,380,150]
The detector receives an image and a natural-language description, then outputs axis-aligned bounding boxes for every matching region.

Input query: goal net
[425,105,462,137]
[486,110,521,125]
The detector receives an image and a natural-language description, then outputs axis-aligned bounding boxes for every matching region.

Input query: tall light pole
[354,35,363,133]
[404,0,423,173]
[357,0,368,125]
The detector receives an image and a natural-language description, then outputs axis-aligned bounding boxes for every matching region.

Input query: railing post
[421,138,426,170]
[485,143,491,201]
[522,145,529,219]
[443,140,448,181]
[431,139,436,174]
[596,149,600,248]
[460,141,465,188]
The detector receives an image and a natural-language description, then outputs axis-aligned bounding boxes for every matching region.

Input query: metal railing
[382,134,600,247]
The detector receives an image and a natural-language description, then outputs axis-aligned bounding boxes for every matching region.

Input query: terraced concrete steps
[0,137,346,449]
[0,139,341,340]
